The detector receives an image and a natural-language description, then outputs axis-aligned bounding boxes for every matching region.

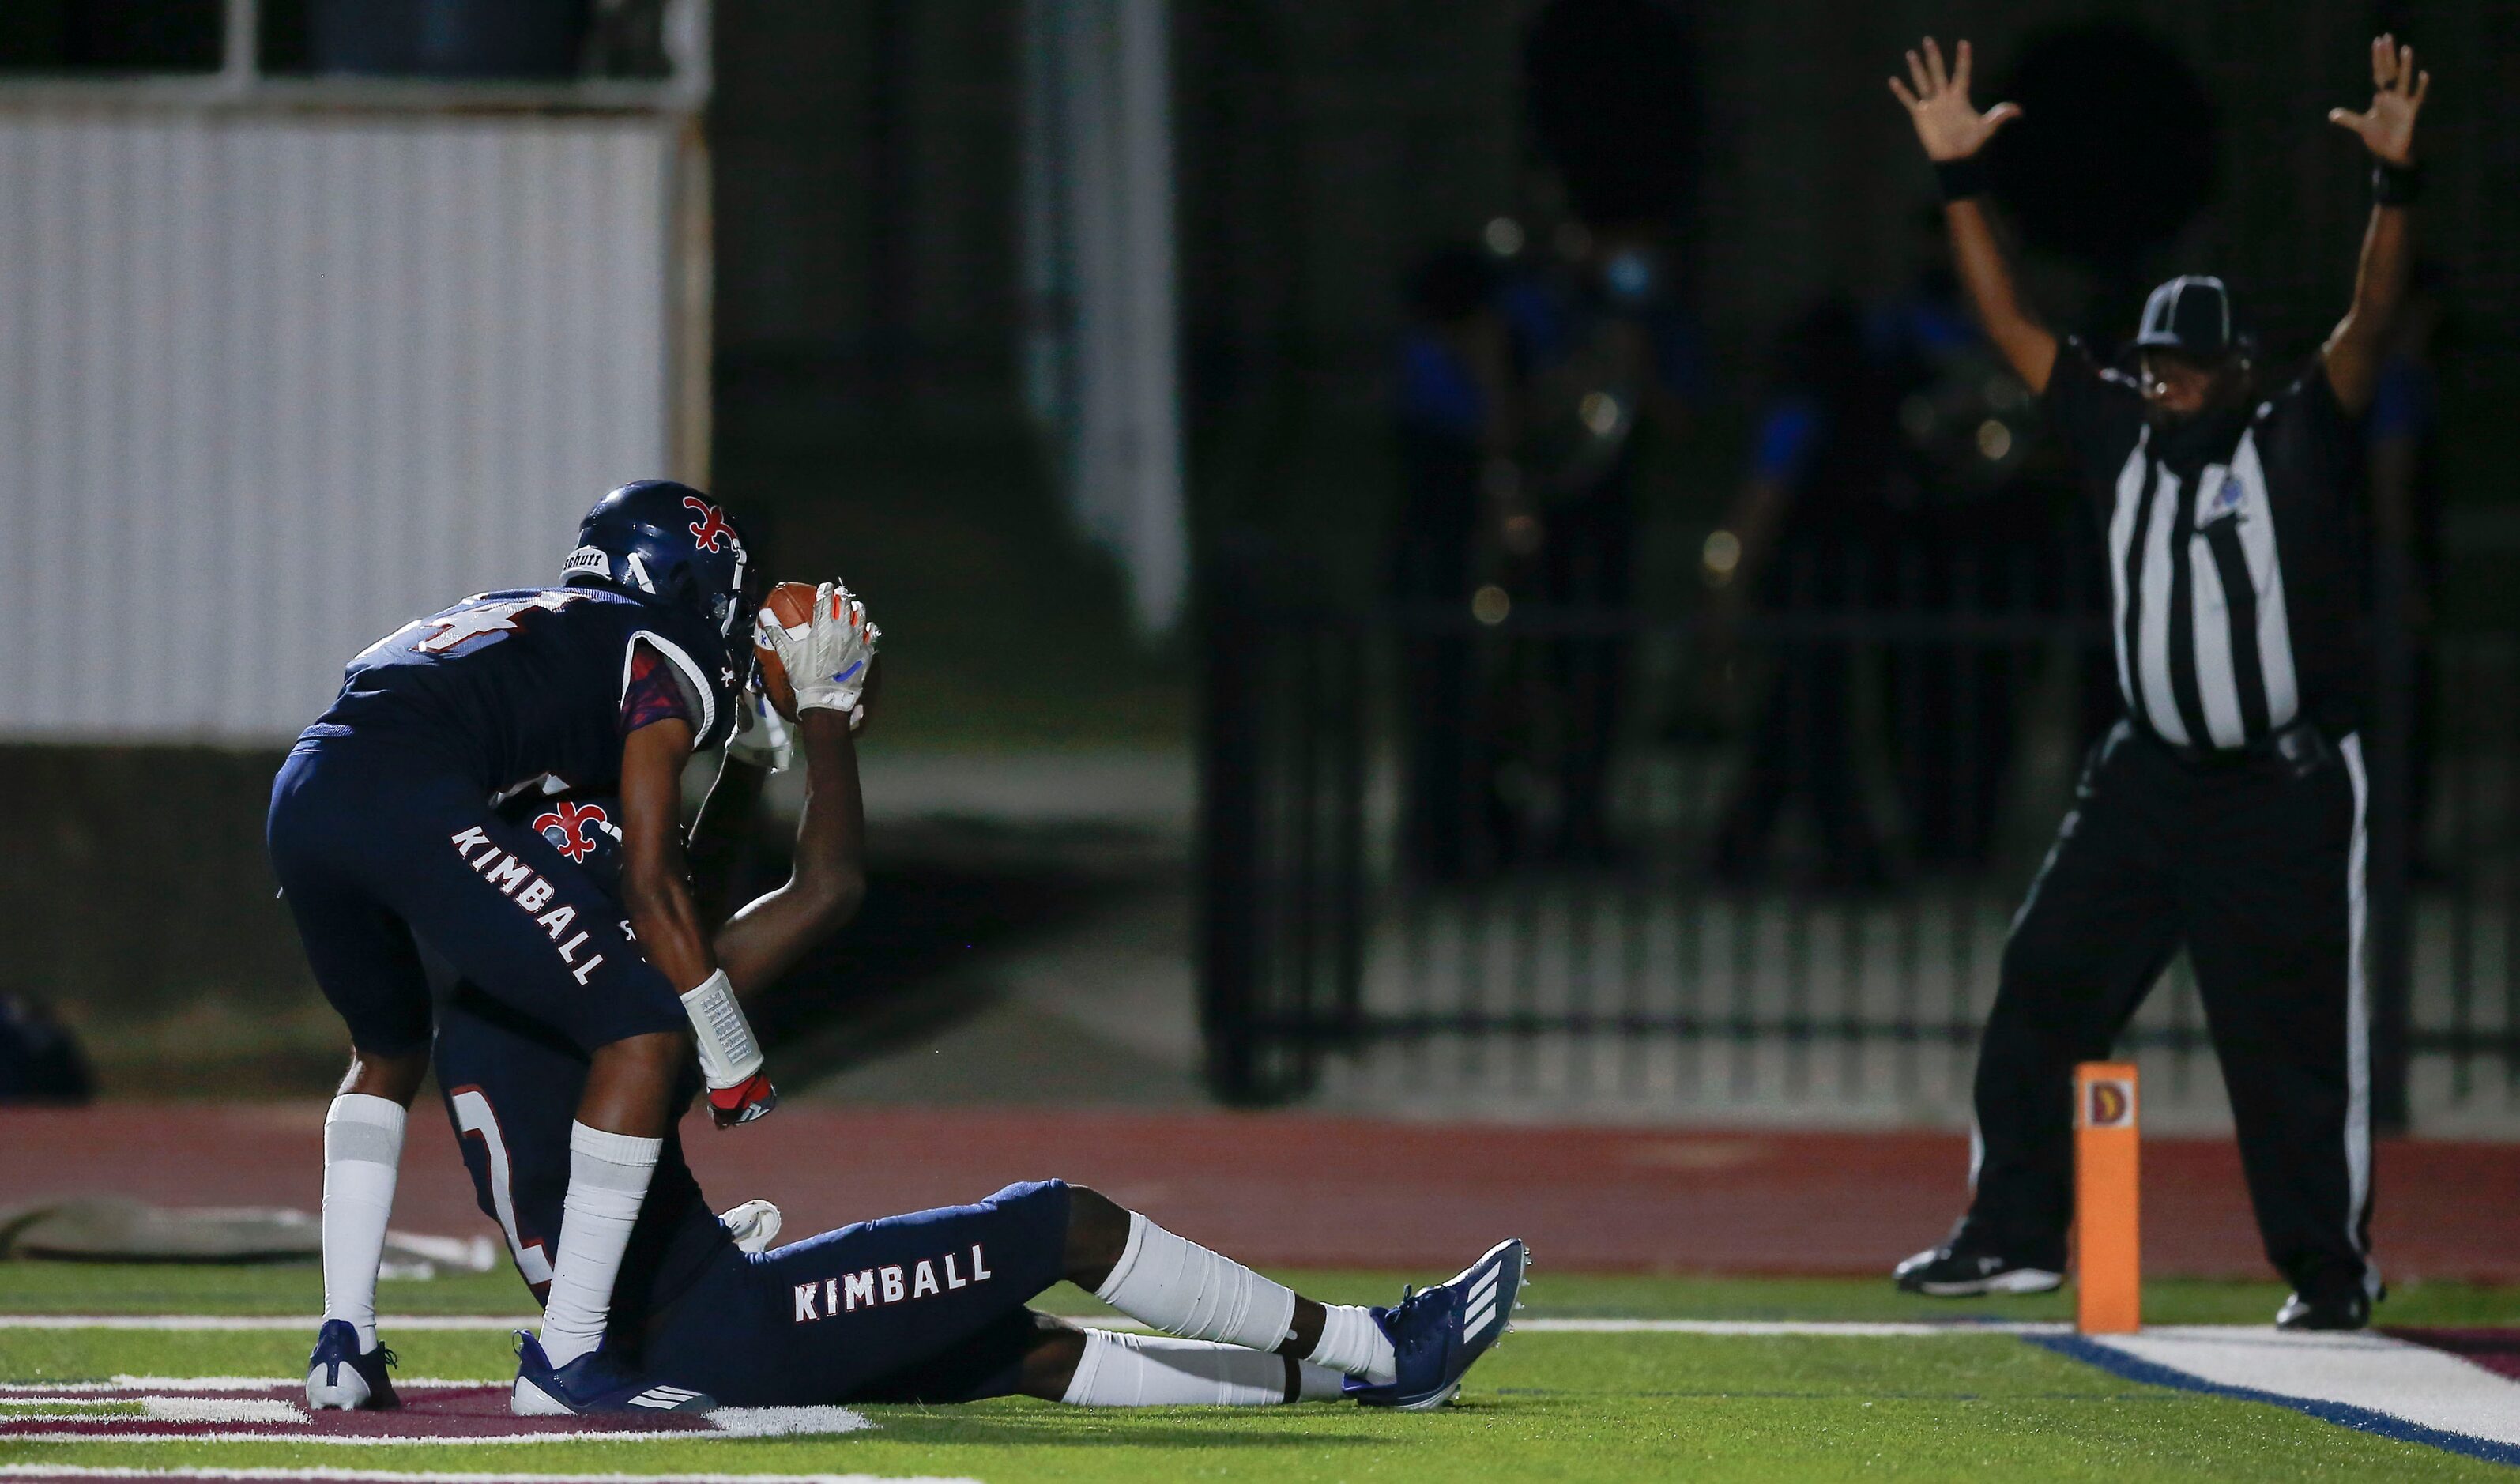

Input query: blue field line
[2031,1333,2520,1469]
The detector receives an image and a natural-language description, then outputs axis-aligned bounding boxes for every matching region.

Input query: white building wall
[1019,0,1187,636]
[0,106,680,741]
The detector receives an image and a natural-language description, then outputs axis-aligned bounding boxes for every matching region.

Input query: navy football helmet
[563,480,763,679]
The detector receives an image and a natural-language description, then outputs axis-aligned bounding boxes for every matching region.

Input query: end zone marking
[2038,1328,2520,1467]
[0,1380,873,1447]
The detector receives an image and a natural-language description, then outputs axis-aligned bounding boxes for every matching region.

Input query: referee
[1884,34,2430,1330]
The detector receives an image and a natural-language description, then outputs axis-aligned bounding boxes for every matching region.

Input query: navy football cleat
[510,1331,717,1416]
[1348,1237,1528,1411]
[305,1319,400,1411]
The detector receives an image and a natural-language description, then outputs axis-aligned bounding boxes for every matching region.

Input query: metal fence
[1200,548,2520,1132]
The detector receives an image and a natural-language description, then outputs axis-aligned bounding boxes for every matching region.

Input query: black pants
[1966,720,2375,1300]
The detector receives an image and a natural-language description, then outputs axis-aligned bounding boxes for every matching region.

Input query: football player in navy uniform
[271,480,795,1415]
[425,592,1529,1414]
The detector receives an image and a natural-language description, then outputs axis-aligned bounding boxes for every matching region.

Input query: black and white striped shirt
[2045,340,2365,751]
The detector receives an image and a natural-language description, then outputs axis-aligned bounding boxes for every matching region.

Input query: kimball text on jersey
[450,825,608,985]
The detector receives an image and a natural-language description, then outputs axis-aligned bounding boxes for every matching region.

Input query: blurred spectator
[2370,262,2447,876]
[1706,297,1891,891]
[0,992,95,1104]
[1871,214,2050,869]
[1389,243,1516,882]
[1497,221,1702,864]
[1515,0,1701,868]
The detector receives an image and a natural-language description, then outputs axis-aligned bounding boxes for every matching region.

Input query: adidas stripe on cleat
[1349,1237,1528,1411]
[509,1331,717,1416]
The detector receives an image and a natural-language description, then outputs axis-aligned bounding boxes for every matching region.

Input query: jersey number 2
[449,1086,556,1288]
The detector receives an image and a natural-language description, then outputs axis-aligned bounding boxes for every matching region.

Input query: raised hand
[763,580,880,725]
[2328,34,2428,166]
[1887,36,2020,162]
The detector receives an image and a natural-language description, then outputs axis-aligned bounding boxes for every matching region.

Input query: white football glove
[725,685,793,772]
[718,1198,783,1255]
[763,580,880,725]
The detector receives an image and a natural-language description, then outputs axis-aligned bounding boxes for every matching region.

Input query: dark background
[3,0,2511,1094]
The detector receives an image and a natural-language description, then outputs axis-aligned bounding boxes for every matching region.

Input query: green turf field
[5,1262,2517,1482]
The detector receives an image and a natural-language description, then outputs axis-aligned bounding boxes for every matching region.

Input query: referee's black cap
[2135,275,2240,358]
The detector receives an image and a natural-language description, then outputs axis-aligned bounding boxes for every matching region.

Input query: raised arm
[706,582,881,997]
[1889,38,2056,394]
[2321,35,2429,416]
[710,706,869,997]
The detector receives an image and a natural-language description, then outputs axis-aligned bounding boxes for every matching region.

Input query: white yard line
[0,1378,876,1444]
[0,1316,538,1331]
[0,1461,972,1471]
[1509,1319,2070,1335]
[0,1314,2068,1335]
[0,1429,863,1448]
[0,1379,485,1394]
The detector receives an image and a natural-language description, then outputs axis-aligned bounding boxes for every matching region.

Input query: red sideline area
[3,1104,2515,1282]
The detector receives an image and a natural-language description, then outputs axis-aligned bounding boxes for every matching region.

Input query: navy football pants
[648,1180,1074,1405]
[268,738,687,1058]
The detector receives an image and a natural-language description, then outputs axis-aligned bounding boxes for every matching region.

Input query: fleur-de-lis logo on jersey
[532,799,611,864]
[684,496,737,554]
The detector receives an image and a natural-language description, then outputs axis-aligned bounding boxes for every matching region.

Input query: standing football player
[270,480,785,1413]
[424,583,1526,1414]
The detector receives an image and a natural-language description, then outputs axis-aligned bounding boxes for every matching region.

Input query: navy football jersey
[311,586,739,796]
[432,979,733,1345]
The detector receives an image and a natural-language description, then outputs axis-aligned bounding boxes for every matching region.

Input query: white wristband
[678,969,763,1090]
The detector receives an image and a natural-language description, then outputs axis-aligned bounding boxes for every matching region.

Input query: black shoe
[1894,1242,2064,1297]
[2275,1290,2372,1331]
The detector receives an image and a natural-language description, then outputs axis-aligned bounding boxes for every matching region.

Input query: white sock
[321,1094,405,1353]
[537,1122,661,1367]
[1092,1211,1297,1354]
[1058,1331,1294,1407]
[1296,1360,1347,1401]
[1308,1302,1397,1384]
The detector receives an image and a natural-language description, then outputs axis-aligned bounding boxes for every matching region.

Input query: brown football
[753,581,819,721]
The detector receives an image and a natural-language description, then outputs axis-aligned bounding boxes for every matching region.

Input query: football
[753,580,819,721]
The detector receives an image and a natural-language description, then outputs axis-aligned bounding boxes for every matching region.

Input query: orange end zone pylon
[2074,1061,2141,1334]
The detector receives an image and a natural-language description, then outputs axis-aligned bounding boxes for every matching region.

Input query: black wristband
[2373,160,2424,206]
[1934,153,1994,202]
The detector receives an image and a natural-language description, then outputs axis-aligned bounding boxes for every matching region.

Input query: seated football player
[274,482,789,1416]
[422,591,1527,1413]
